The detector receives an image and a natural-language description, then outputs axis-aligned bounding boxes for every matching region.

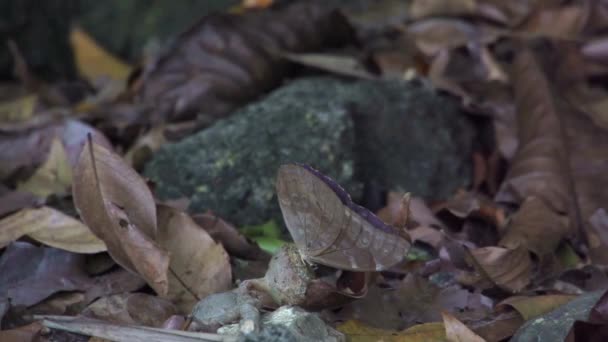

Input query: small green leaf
[241,220,286,254]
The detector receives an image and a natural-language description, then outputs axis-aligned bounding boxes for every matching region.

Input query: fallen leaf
[69,26,131,83]
[0,94,37,124]
[83,293,176,327]
[241,220,286,255]
[467,245,531,293]
[337,319,447,342]
[0,206,106,253]
[27,292,86,316]
[84,268,147,305]
[377,192,445,229]
[511,290,605,341]
[499,197,570,259]
[39,315,228,342]
[0,242,92,307]
[0,190,41,217]
[0,321,44,342]
[73,139,169,295]
[192,213,268,261]
[439,191,506,228]
[281,52,377,80]
[408,0,477,20]
[241,0,273,9]
[406,18,499,56]
[17,138,72,198]
[497,294,577,321]
[124,125,167,170]
[516,4,589,40]
[442,311,486,342]
[495,46,569,208]
[469,312,524,342]
[157,205,232,313]
[138,2,354,123]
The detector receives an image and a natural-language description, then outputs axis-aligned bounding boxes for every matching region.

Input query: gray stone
[191,292,240,332]
[144,77,358,226]
[144,77,474,227]
[219,306,345,342]
[348,79,474,201]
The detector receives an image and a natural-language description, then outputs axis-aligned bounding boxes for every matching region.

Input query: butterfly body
[276,163,410,272]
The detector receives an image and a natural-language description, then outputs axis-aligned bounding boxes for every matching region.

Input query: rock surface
[145,77,474,227]
[145,77,358,226]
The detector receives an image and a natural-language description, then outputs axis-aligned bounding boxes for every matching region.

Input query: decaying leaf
[0,206,106,253]
[156,205,232,313]
[83,293,176,327]
[281,52,377,80]
[17,138,72,198]
[0,94,37,124]
[192,212,268,261]
[0,242,93,307]
[0,321,44,342]
[408,0,477,20]
[337,319,447,342]
[137,2,354,125]
[69,26,132,83]
[499,197,569,259]
[497,294,577,321]
[442,311,486,342]
[73,139,169,295]
[467,245,531,293]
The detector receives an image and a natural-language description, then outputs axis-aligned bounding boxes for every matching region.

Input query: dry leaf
[192,213,268,261]
[497,294,577,321]
[496,48,573,228]
[406,18,499,56]
[0,94,37,124]
[83,293,177,327]
[0,242,93,307]
[73,139,169,295]
[17,138,72,198]
[0,206,106,253]
[70,26,131,83]
[157,205,232,313]
[442,311,486,342]
[281,52,377,80]
[337,319,447,342]
[499,197,569,258]
[0,321,44,342]
[467,245,531,293]
[517,4,589,40]
[124,125,167,170]
[138,2,354,124]
[409,0,477,20]
[84,268,147,304]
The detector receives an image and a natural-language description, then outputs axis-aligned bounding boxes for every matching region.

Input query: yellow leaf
[18,138,72,198]
[442,312,486,342]
[242,0,273,9]
[0,94,37,123]
[337,320,447,342]
[70,27,131,82]
[0,206,106,253]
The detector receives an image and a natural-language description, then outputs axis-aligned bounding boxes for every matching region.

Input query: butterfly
[276,163,410,272]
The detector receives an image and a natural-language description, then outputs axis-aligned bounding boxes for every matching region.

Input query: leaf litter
[3,0,608,341]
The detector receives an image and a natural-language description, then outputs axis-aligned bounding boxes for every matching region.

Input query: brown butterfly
[276,163,411,272]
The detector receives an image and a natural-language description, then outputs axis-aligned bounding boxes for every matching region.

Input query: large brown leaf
[137,2,354,125]
[497,46,608,266]
[467,245,532,293]
[156,205,232,313]
[73,139,169,295]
